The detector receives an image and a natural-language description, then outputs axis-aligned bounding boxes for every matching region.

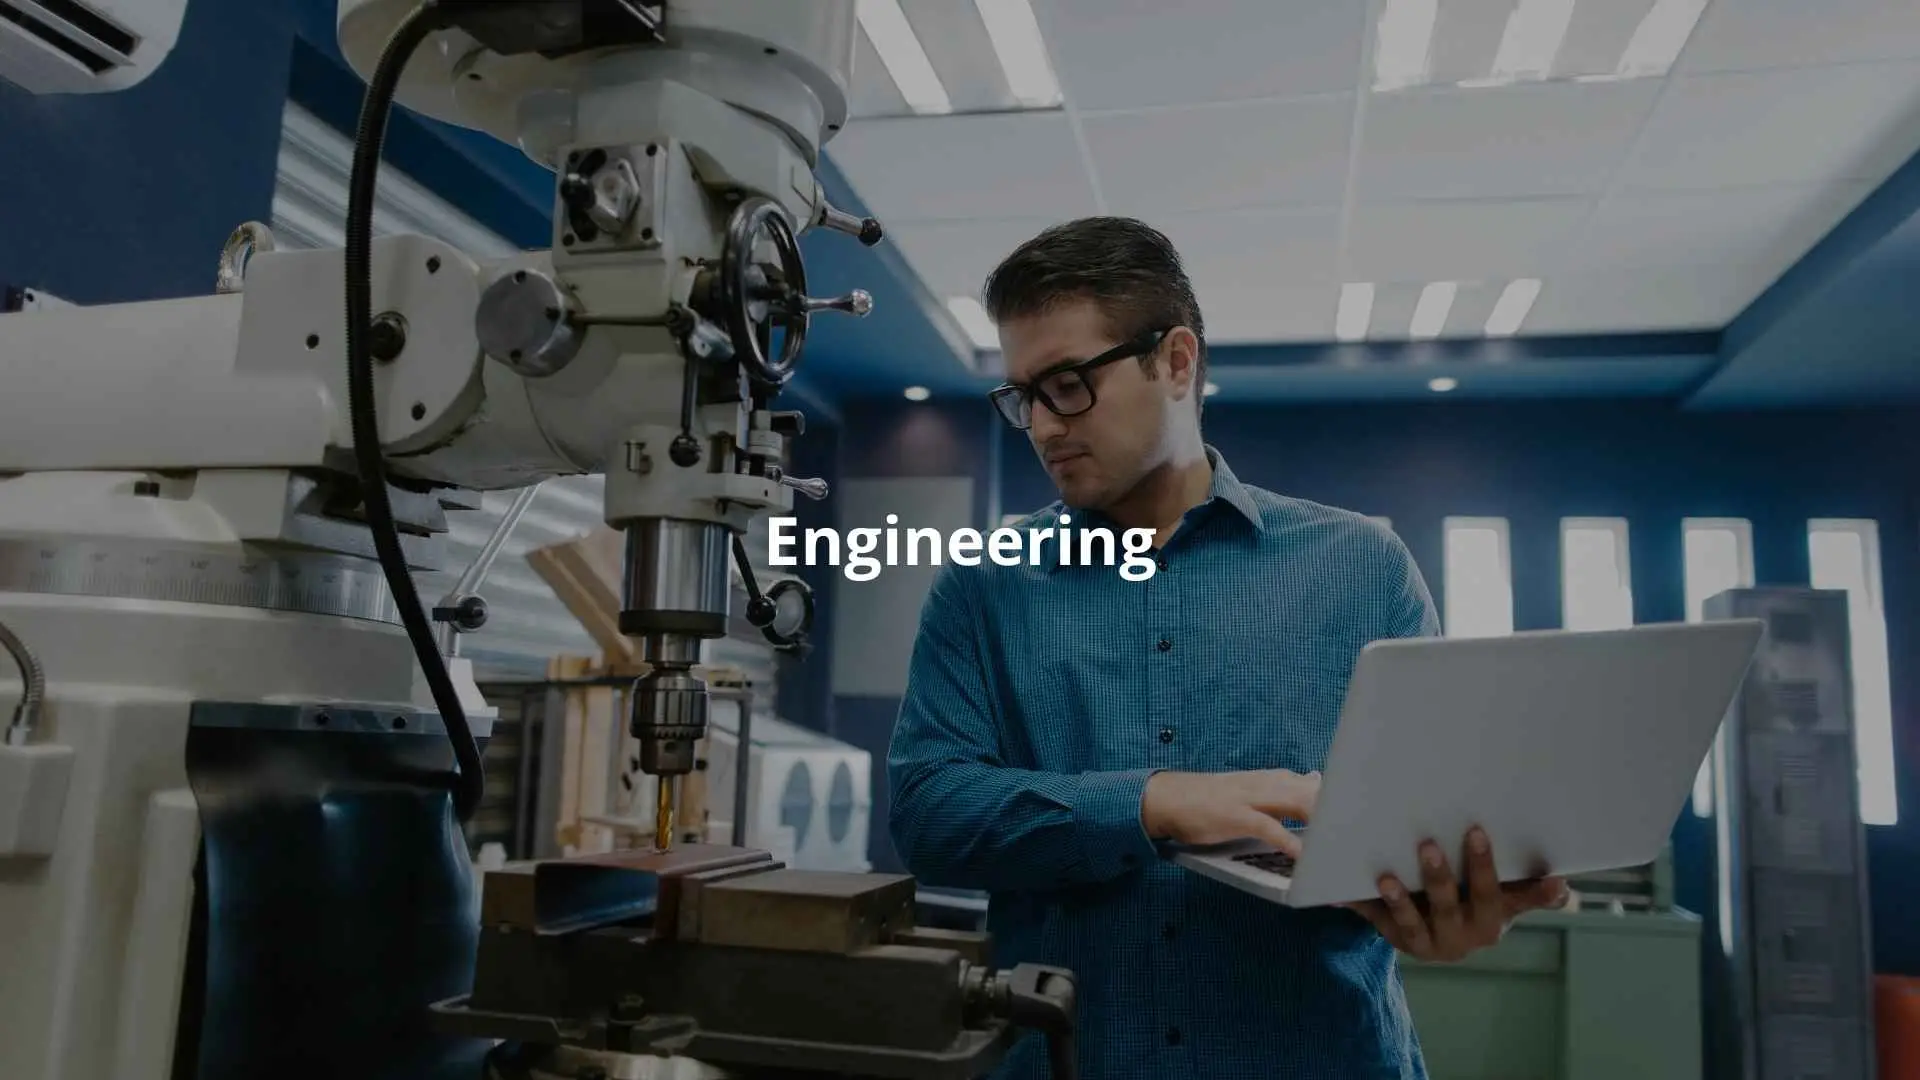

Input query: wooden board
[526,529,635,666]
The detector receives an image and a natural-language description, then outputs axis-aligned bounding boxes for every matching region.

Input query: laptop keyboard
[1231,851,1297,875]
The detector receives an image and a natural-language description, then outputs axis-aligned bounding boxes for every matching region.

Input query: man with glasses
[887,217,1565,1079]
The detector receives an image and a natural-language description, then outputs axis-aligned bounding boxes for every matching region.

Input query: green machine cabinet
[1399,907,1704,1080]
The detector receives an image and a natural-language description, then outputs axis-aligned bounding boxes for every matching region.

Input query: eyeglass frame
[986,326,1175,430]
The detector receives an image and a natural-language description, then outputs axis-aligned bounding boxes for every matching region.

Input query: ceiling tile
[1045,0,1368,111]
[1522,265,1775,334]
[1679,0,1920,73]
[850,29,909,118]
[1195,284,1334,343]
[904,0,1015,113]
[1438,280,1506,337]
[1161,208,1345,288]
[1428,0,1515,86]
[1623,63,1920,191]
[828,112,1097,221]
[1082,97,1354,214]
[1550,0,1658,80]
[1356,80,1663,200]
[1571,183,1875,277]
[1367,282,1423,339]
[1344,197,1594,282]
[884,217,1067,300]
[1356,279,1508,341]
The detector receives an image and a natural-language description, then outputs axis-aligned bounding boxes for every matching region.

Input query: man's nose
[1029,400,1068,440]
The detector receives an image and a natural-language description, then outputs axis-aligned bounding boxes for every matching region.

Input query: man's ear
[1163,327,1202,399]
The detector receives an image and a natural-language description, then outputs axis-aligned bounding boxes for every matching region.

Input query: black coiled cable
[344,0,484,823]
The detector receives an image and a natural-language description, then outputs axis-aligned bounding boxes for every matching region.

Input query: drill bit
[655,777,675,851]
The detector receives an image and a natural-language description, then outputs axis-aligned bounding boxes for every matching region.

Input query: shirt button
[1162,922,1178,941]
[1157,638,1172,652]
[1166,1027,1182,1046]
[1156,558,1169,571]
[1158,727,1175,744]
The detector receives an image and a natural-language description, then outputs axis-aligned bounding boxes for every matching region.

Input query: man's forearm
[889,762,1162,892]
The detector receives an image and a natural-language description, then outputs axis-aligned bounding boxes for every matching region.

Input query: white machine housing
[0,0,187,94]
[0,1,868,1076]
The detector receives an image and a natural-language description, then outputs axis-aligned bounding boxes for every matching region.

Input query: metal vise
[432,845,1079,1079]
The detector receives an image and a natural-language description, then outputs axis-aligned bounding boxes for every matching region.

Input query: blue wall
[0,0,292,301]
[0,0,553,304]
[804,400,999,872]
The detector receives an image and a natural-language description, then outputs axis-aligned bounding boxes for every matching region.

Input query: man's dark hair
[982,216,1208,413]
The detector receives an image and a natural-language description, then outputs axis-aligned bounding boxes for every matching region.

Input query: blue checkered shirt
[887,447,1442,1079]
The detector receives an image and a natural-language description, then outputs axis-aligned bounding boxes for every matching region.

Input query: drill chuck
[631,665,708,775]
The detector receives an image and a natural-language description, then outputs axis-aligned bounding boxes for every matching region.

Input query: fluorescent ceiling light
[975,0,1061,108]
[1410,281,1457,340]
[1336,283,1375,341]
[903,385,931,401]
[858,0,952,114]
[946,296,998,349]
[1429,376,1458,393]
[1486,278,1542,336]
[1489,0,1576,83]
[1615,0,1708,79]
[1203,381,1220,397]
[1373,0,1437,92]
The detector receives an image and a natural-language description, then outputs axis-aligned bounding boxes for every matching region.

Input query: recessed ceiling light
[1486,279,1542,336]
[1489,0,1576,83]
[903,385,931,402]
[1429,376,1458,393]
[974,0,1061,108]
[1203,381,1220,397]
[1614,0,1709,79]
[946,296,998,350]
[1373,0,1437,91]
[1410,281,1457,340]
[858,0,952,114]
[1336,283,1374,342]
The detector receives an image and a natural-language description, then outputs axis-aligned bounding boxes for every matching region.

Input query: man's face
[997,297,1179,510]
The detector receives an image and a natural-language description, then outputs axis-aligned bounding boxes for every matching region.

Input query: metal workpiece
[478,844,775,935]
[692,869,916,954]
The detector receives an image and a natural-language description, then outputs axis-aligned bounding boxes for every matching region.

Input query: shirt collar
[1045,445,1264,572]
[1202,446,1265,535]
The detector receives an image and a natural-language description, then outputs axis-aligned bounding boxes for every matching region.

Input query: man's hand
[1141,769,1319,856]
[1342,826,1567,962]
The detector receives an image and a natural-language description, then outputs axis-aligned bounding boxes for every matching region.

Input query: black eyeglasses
[987,328,1170,430]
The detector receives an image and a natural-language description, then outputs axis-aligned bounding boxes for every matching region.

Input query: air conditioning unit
[0,0,186,95]
[702,714,873,873]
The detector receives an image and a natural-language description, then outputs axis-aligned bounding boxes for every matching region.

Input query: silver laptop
[1173,619,1765,909]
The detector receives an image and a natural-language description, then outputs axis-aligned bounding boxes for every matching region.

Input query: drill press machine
[0,1,1080,1077]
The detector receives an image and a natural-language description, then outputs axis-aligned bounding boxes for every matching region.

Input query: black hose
[345,0,484,824]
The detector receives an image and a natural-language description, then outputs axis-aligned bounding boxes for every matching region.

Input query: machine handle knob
[816,202,885,247]
[801,290,873,317]
[776,472,830,501]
